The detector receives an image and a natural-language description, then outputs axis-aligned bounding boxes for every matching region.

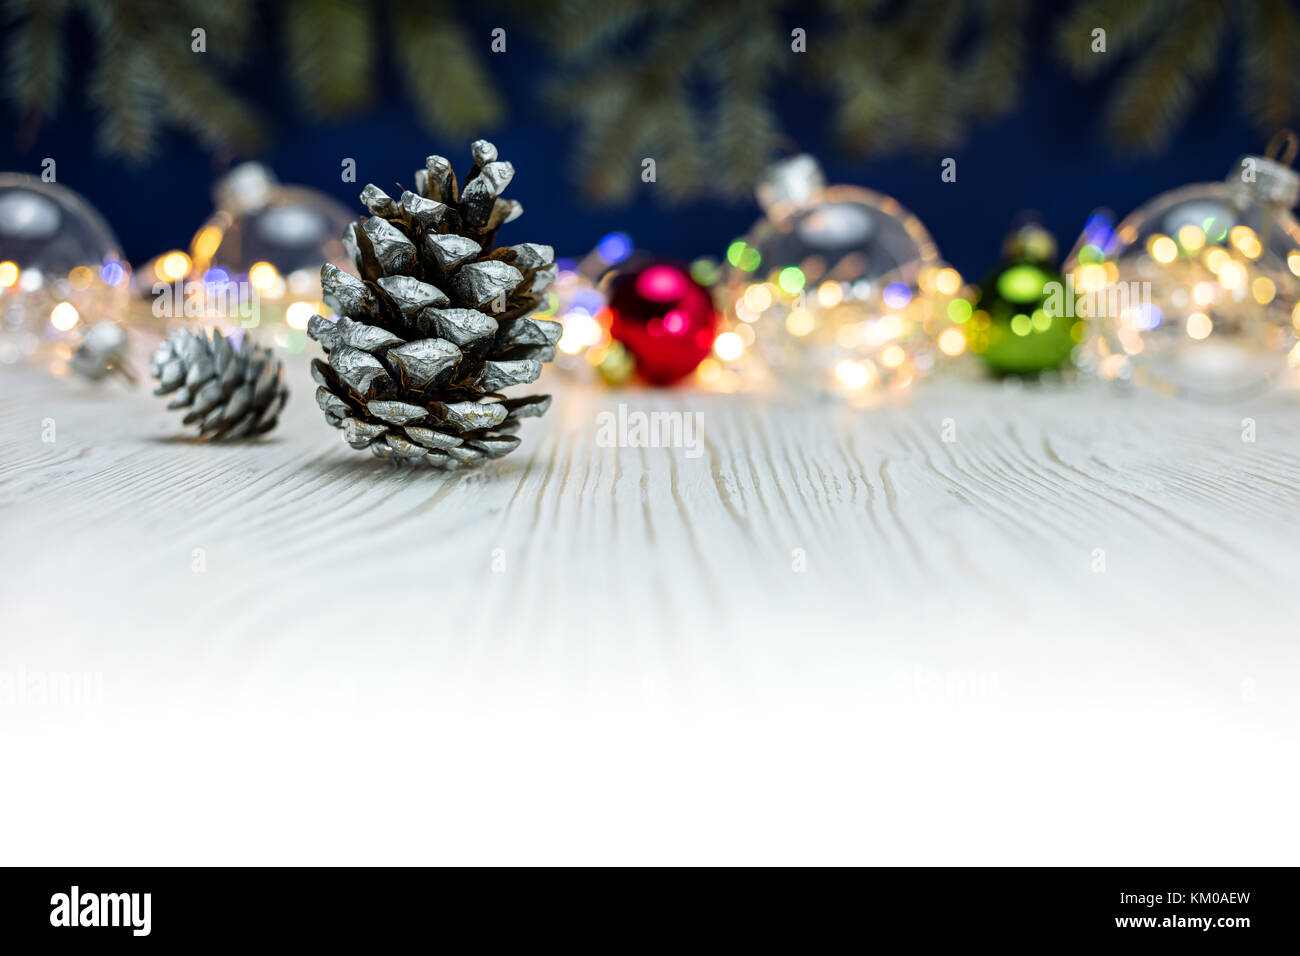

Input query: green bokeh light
[997,265,1048,303]
[725,240,747,268]
[777,266,806,294]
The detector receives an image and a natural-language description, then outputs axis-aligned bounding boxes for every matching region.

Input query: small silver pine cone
[308,139,561,469]
[150,328,289,440]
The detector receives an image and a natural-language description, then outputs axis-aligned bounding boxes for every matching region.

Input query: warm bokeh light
[159,251,191,281]
[1186,312,1213,340]
[938,327,966,356]
[1075,263,1108,292]
[1149,235,1178,264]
[1177,224,1205,254]
[50,301,79,331]
[67,266,94,291]
[249,261,279,291]
[1228,225,1261,260]
[1216,260,1246,290]
[1203,248,1230,274]
[816,281,843,309]
[934,267,962,296]
[1252,276,1276,305]
[557,309,603,355]
[834,359,873,390]
[712,331,744,361]
[785,310,815,336]
[743,283,773,313]
[193,226,222,261]
[285,300,316,330]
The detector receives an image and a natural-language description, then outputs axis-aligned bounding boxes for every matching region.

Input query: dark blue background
[0,4,1262,281]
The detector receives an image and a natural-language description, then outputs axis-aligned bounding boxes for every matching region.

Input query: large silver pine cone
[150,328,289,440]
[308,139,560,469]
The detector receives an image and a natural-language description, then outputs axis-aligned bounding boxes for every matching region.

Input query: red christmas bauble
[606,261,718,385]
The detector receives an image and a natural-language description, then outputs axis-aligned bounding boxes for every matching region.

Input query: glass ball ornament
[0,173,132,369]
[969,223,1084,375]
[720,155,967,398]
[607,259,718,385]
[1068,137,1300,400]
[150,163,356,355]
[201,162,354,277]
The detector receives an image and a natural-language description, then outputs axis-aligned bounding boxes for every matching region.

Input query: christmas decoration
[150,328,288,440]
[200,163,354,279]
[1070,133,1300,399]
[0,174,132,368]
[308,140,560,468]
[606,260,718,385]
[143,164,356,356]
[70,320,136,383]
[719,155,968,398]
[968,222,1082,375]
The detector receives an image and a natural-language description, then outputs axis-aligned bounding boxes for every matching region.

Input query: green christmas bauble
[968,225,1081,375]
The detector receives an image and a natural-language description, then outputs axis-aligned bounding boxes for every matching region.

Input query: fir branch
[4,0,69,130]
[286,0,375,117]
[555,71,649,203]
[961,0,1029,118]
[147,28,264,155]
[394,0,504,136]
[897,0,965,150]
[1105,0,1227,151]
[1239,0,1300,134]
[544,0,665,60]
[84,4,163,162]
[1054,0,1171,74]
[174,0,255,63]
[710,4,785,197]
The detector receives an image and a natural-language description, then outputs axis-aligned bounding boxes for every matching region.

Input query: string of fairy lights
[3,142,1300,399]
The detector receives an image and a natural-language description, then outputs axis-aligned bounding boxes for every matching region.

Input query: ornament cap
[1229,148,1299,210]
[1002,222,1057,265]
[757,155,826,219]
[216,163,278,213]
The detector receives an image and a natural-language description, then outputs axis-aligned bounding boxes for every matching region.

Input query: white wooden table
[2,358,1299,864]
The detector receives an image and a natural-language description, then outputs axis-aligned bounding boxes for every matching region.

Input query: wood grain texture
[2,357,1299,864]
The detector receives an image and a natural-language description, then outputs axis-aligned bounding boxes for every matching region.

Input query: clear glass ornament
[1068,136,1300,400]
[201,163,353,277]
[720,155,967,399]
[0,173,132,369]
[155,163,357,356]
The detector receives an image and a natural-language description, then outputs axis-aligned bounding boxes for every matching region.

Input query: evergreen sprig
[541,0,1032,202]
[4,0,262,161]
[5,0,1297,198]
[1056,0,1300,152]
